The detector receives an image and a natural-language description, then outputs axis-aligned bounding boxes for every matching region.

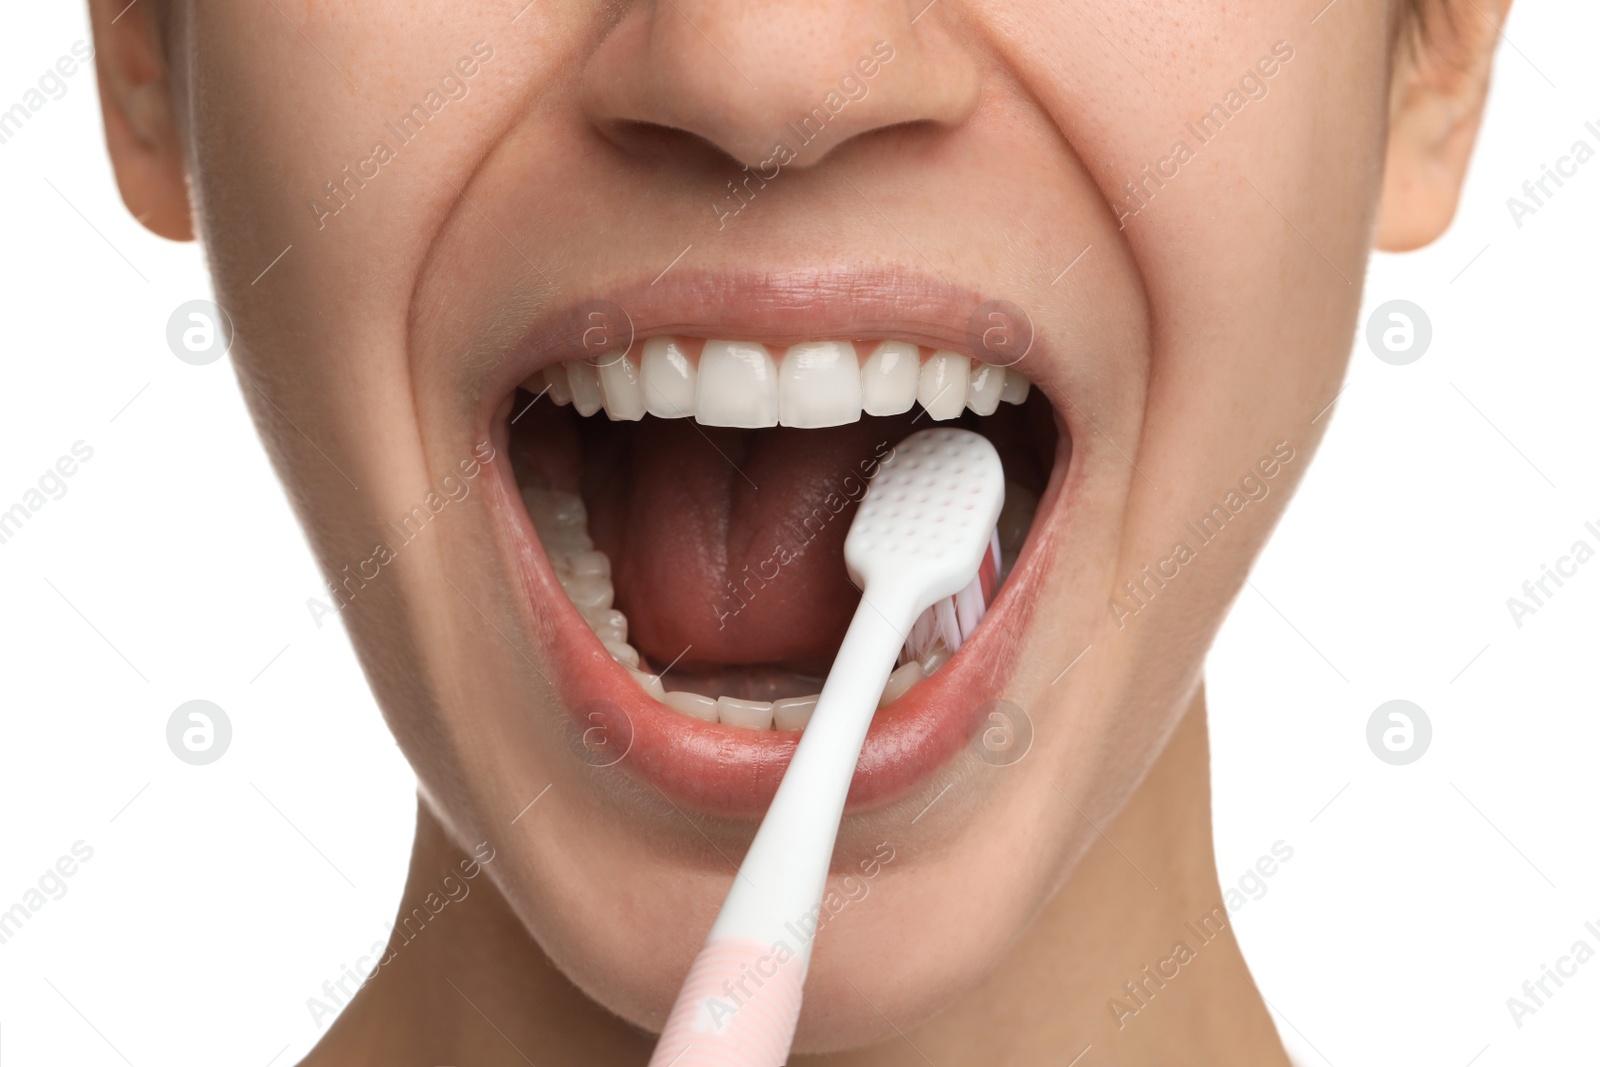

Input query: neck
[304,688,1287,1066]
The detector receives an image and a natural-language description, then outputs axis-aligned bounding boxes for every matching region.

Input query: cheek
[1005,1,1387,613]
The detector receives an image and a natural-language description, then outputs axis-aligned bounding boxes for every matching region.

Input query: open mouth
[488,289,1071,816]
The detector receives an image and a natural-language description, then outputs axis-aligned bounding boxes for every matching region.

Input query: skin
[90,0,1510,1062]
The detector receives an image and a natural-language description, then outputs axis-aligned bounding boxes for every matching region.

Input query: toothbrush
[648,427,1006,1067]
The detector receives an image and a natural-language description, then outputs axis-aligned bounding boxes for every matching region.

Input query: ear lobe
[88,0,193,241]
[1374,0,1513,252]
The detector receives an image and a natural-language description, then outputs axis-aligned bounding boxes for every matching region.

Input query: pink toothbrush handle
[647,936,807,1067]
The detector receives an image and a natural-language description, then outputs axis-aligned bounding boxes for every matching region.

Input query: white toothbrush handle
[648,587,915,1067]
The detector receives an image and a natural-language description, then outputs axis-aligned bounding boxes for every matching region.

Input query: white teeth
[546,492,586,527]
[640,337,697,418]
[918,645,952,675]
[522,487,593,556]
[566,360,604,416]
[527,496,1032,729]
[525,480,954,731]
[563,574,613,613]
[879,661,925,707]
[1000,368,1031,405]
[717,696,775,730]
[540,516,593,553]
[778,341,862,428]
[525,465,1039,728]
[772,695,819,732]
[859,341,919,416]
[522,338,1044,730]
[918,351,970,421]
[546,337,1034,425]
[966,362,1005,416]
[596,351,647,421]
[547,528,594,554]
[697,340,779,427]
[663,690,719,722]
[629,670,667,700]
[587,608,628,645]
[555,550,611,580]
[605,640,641,669]
[542,364,574,406]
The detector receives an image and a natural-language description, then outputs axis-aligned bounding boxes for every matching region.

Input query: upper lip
[475,265,1076,817]
[481,266,1053,412]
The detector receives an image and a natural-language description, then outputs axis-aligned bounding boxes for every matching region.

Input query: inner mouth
[507,336,1060,732]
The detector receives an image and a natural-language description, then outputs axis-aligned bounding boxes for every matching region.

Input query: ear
[1374,0,1513,251]
[87,0,192,241]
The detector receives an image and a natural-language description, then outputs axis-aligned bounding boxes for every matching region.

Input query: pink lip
[477,269,1076,818]
[476,268,1037,409]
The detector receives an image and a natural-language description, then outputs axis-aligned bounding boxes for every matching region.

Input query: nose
[581,0,980,168]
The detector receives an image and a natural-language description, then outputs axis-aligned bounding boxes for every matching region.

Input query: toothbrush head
[905,530,1000,664]
[845,428,1006,627]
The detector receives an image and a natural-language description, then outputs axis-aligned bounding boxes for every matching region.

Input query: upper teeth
[526,338,1031,426]
[516,340,1039,734]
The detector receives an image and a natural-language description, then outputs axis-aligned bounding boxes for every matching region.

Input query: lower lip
[484,402,1070,819]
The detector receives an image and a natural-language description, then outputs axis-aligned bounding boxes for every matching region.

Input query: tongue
[581,415,914,674]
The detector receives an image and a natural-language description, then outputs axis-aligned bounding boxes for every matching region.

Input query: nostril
[594,120,741,170]
[581,2,982,173]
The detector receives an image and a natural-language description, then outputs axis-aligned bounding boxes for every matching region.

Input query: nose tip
[581,1,980,169]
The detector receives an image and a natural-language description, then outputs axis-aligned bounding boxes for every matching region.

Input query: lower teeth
[522,478,1035,733]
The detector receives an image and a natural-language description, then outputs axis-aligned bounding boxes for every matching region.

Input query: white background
[0,4,1594,1066]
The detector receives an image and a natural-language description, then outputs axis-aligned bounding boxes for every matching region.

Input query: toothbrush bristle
[901,528,1002,665]
[935,598,961,652]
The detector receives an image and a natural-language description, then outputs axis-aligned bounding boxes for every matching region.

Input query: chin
[359,244,1172,1045]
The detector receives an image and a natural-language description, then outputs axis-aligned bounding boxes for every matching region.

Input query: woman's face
[107,0,1470,1050]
